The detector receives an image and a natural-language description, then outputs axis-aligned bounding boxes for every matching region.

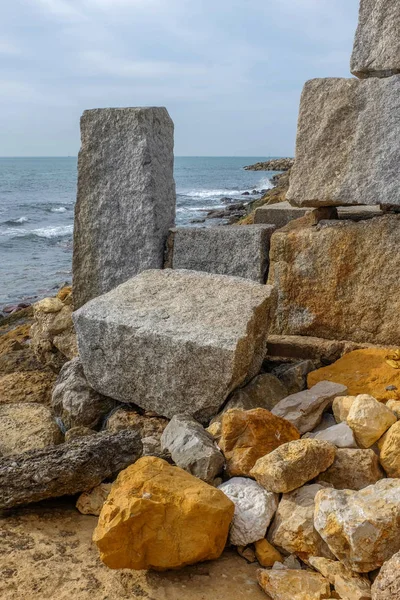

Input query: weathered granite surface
[287,76,400,208]
[351,0,400,79]
[168,225,275,283]
[73,269,274,423]
[73,107,176,308]
[254,202,310,228]
[268,216,400,345]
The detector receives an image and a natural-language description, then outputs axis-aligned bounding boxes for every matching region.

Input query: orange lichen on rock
[307,348,400,401]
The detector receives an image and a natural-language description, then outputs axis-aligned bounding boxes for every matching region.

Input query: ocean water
[0,156,276,306]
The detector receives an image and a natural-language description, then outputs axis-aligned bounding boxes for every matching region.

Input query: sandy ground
[0,500,266,600]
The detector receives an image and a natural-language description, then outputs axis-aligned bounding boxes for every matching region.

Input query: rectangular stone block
[351,0,400,79]
[254,202,310,228]
[168,225,275,283]
[267,215,400,345]
[73,107,176,309]
[73,269,275,423]
[287,76,400,208]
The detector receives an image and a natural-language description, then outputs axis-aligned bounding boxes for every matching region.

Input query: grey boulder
[161,414,224,483]
[73,269,275,423]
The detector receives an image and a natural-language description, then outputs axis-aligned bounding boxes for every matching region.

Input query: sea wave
[2,216,29,225]
[0,224,73,240]
[50,206,67,213]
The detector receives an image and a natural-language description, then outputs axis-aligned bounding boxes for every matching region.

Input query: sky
[0,0,360,157]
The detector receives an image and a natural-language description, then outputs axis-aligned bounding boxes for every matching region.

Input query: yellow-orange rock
[93,456,234,571]
[255,538,283,567]
[219,408,300,477]
[308,349,400,402]
[378,420,400,477]
[0,370,56,405]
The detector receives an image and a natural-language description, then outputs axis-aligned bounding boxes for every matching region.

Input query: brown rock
[219,408,300,477]
[105,408,169,457]
[386,399,400,419]
[371,550,400,600]
[347,395,396,448]
[257,569,331,600]
[266,334,371,364]
[309,557,371,600]
[93,456,234,570]
[0,370,56,405]
[316,448,384,490]
[223,373,288,413]
[251,439,335,493]
[0,403,63,457]
[64,426,97,442]
[308,349,400,402]
[254,538,283,568]
[378,421,400,477]
[76,483,112,516]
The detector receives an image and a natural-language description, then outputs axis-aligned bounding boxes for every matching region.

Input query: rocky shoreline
[244,158,294,171]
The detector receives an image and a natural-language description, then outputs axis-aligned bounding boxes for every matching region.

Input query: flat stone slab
[351,0,400,79]
[254,202,310,228]
[73,269,274,423]
[73,107,176,308]
[168,225,275,283]
[268,215,400,345]
[287,76,400,208]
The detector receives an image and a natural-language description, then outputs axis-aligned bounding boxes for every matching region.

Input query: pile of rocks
[244,158,294,172]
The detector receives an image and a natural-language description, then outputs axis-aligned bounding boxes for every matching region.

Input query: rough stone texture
[258,569,331,600]
[268,484,334,561]
[371,550,400,600]
[305,422,358,448]
[0,403,62,457]
[76,483,112,516]
[308,349,400,401]
[333,396,356,423]
[270,216,400,346]
[351,0,400,79]
[105,408,169,458]
[222,373,288,413]
[316,448,384,490]
[64,425,96,442]
[314,479,400,573]
[254,201,310,227]
[271,360,316,394]
[0,369,56,405]
[255,539,283,568]
[386,399,400,419]
[378,421,400,477]
[266,334,373,365]
[346,395,396,448]
[93,456,234,570]
[52,358,117,431]
[73,107,176,309]
[168,225,275,283]
[287,77,400,208]
[250,439,335,493]
[309,557,371,600]
[73,269,274,423]
[271,381,347,434]
[218,477,278,546]
[219,408,300,477]
[161,414,224,483]
[30,294,77,372]
[0,429,142,509]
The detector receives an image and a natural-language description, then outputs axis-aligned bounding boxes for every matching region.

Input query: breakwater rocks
[244,158,294,171]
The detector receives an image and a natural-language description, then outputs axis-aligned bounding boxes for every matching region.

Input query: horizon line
[0,155,286,159]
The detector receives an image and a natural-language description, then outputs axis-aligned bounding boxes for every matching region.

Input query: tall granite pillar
[73,107,176,308]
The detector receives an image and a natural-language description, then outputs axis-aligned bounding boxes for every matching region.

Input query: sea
[0,156,277,307]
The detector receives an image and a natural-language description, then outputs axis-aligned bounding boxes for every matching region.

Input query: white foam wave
[3,216,29,225]
[256,176,274,190]
[178,189,240,199]
[31,225,73,238]
[51,207,67,213]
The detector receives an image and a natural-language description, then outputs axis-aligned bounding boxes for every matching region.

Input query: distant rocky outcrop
[244,158,294,171]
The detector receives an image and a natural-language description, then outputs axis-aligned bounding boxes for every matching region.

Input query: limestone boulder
[0,429,142,509]
[73,107,176,309]
[73,269,274,423]
[346,395,396,448]
[269,218,400,346]
[309,557,371,600]
[0,403,62,457]
[309,350,400,402]
[351,0,400,79]
[371,550,400,600]
[316,448,384,490]
[52,358,117,431]
[218,477,278,546]
[333,396,356,423]
[305,422,358,448]
[268,484,334,561]
[386,400,400,419]
[0,370,56,405]
[168,224,275,283]
[287,76,400,208]
[255,539,283,568]
[93,456,234,570]
[257,569,331,600]
[219,408,300,477]
[251,439,335,493]
[378,421,400,477]
[76,483,112,516]
[161,414,224,483]
[271,381,347,434]
[314,479,400,572]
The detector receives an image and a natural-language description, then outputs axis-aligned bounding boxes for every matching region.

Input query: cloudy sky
[1,0,359,157]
